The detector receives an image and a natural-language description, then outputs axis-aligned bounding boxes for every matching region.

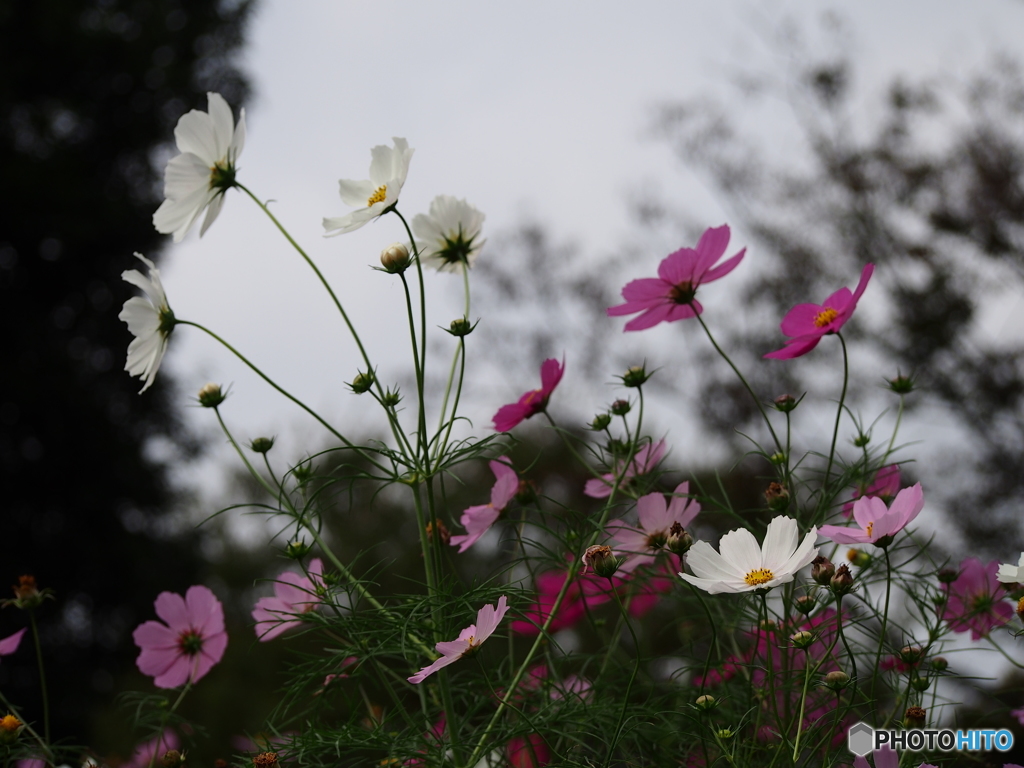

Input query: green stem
[604,587,642,768]
[28,611,49,743]
[882,394,905,464]
[148,682,191,768]
[791,654,812,762]
[823,333,850,492]
[871,547,894,707]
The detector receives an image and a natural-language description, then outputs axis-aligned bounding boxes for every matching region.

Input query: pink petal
[850,263,874,304]
[890,483,924,527]
[764,336,822,360]
[636,492,669,532]
[493,402,529,432]
[408,650,463,684]
[191,631,228,682]
[133,620,178,651]
[475,595,509,641]
[700,248,746,284]
[153,591,190,633]
[539,358,564,395]
[619,277,671,304]
[135,641,181,678]
[818,524,869,545]
[489,458,519,508]
[779,303,826,337]
[692,224,731,277]
[584,474,614,498]
[657,248,698,284]
[152,653,194,689]
[663,302,700,322]
[0,628,27,656]
[185,585,224,636]
[623,303,674,331]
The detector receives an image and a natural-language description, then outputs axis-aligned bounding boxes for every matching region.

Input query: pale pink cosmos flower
[408,596,509,684]
[608,482,700,571]
[607,224,746,331]
[126,730,180,768]
[843,464,901,517]
[584,439,667,499]
[0,628,26,659]
[451,459,518,553]
[819,483,924,546]
[765,263,874,360]
[252,559,325,641]
[133,585,228,688]
[941,558,1014,640]
[493,359,564,432]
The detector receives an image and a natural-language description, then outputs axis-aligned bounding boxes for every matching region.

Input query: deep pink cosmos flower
[252,558,325,641]
[451,458,518,553]
[941,558,1014,640]
[820,483,924,546]
[0,628,26,660]
[843,464,901,516]
[607,224,746,331]
[608,482,700,571]
[584,439,667,498]
[493,358,565,432]
[765,263,874,360]
[408,596,509,684]
[133,585,228,688]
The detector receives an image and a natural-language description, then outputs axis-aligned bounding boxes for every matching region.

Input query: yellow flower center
[367,185,388,206]
[745,568,775,587]
[814,307,839,327]
[865,522,874,538]
[0,714,22,732]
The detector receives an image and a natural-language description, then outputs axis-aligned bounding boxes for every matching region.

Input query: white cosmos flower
[997,552,1024,584]
[680,516,818,594]
[323,137,414,236]
[412,195,486,273]
[119,253,174,393]
[153,92,245,242]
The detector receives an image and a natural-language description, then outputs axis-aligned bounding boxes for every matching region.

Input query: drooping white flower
[119,253,174,393]
[680,516,818,594]
[323,138,414,236]
[997,552,1024,584]
[412,195,486,272]
[153,92,246,242]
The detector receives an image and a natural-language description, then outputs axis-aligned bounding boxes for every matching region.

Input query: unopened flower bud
[830,564,855,595]
[349,371,375,394]
[285,540,311,559]
[853,433,870,448]
[380,242,411,273]
[0,714,23,745]
[898,645,924,665]
[759,619,778,633]
[293,461,314,482]
[581,545,618,578]
[769,452,787,466]
[447,317,475,337]
[610,399,631,416]
[694,694,717,712]
[381,387,402,407]
[252,753,279,768]
[764,482,789,512]
[197,382,226,408]
[621,365,650,388]
[888,371,917,395]
[161,750,184,768]
[6,575,50,610]
[790,630,814,649]
[930,656,948,672]
[910,676,930,692]
[773,394,798,413]
[823,670,850,691]
[847,549,872,568]
[589,413,612,431]
[811,556,835,585]
[795,595,816,616]
[250,436,274,454]
[904,706,926,729]
[937,568,959,584]
[666,522,693,556]
[716,728,734,740]
[426,519,450,546]
[515,479,538,505]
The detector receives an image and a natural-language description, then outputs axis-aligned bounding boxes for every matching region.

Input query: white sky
[154,0,1024,501]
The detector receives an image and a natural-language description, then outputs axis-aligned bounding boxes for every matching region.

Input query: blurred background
[4,0,1024,762]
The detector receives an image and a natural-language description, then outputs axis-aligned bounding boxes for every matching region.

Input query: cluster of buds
[581,545,619,578]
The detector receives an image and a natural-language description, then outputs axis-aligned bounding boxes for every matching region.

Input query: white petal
[199,193,225,237]
[717,527,763,574]
[760,516,799,572]
[174,108,219,167]
[337,178,376,208]
[205,92,234,161]
[162,153,211,198]
[322,207,375,236]
[230,107,246,160]
[777,528,819,578]
[686,541,743,582]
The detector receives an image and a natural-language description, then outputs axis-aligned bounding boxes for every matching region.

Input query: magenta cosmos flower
[765,263,874,360]
[607,224,746,331]
[408,596,509,684]
[941,558,1014,640]
[819,483,924,546]
[252,559,325,641]
[584,439,666,498]
[451,458,518,553]
[608,482,700,572]
[133,585,228,688]
[493,358,564,432]
[0,628,25,660]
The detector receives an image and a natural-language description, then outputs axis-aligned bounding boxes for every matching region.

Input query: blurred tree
[0,0,254,742]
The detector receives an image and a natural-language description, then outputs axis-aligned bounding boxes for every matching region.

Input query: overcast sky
[152,0,1024,499]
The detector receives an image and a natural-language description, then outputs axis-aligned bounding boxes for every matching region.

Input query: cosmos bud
[581,545,618,578]
[811,556,835,586]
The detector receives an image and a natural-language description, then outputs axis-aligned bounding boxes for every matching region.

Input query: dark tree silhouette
[0,0,254,741]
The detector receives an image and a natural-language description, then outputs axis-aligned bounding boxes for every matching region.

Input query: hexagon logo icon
[848,722,874,757]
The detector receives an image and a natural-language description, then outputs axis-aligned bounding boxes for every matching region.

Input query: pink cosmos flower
[819,483,924,546]
[941,558,1014,640]
[408,596,509,684]
[126,730,180,768]
[1012,707,1024,726]
[508,734,550,768]
[608,482,700,571]
[764,263,874,360]
[492,358,564,432]
[133,585,228,688]
[450,458,518,553]
[0,628,26,659]
[843,464,901,516]
[584,439,667,498]
[607,224,746,331]
[252,559,325,641]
